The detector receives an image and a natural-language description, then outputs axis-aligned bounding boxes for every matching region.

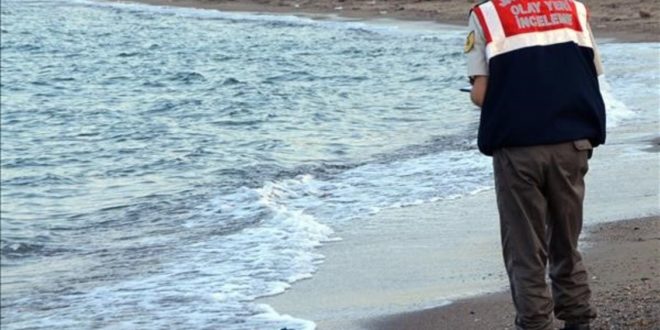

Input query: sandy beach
[119,0,658,328]
[129,0,659,41]
[366,216,660,330]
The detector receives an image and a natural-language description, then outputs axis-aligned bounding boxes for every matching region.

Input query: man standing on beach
[465,1,605,330]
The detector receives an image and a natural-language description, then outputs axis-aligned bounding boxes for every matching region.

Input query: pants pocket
[573,139,593,159]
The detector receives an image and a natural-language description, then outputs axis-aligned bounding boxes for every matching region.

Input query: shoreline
[120,0,659,42]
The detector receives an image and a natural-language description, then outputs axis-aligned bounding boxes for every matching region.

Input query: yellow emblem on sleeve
[464,31,475,53]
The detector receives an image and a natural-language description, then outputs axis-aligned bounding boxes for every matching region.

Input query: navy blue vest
[473,0,606,156]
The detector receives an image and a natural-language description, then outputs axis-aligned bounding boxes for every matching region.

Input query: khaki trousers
[493,140,598,330]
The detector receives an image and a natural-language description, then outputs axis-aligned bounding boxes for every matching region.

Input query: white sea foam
[264,150,492,223]
[174,185,336,329]
[251,304,316,330]
[600,76,635,127]
[597,43,660,127]
[175,147,493,328]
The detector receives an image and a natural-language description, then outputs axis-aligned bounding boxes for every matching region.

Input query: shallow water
[1,0,657,329]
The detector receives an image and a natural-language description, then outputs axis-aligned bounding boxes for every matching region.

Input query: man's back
[467,0,606,155]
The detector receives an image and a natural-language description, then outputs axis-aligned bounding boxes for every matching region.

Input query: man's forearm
[470,76,488,107]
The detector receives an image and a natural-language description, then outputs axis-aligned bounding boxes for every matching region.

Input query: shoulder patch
[464,31,476,53]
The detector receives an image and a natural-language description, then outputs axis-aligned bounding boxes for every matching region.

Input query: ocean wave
[0,239,74,260]
[168,71,206,84]
[2,173,81,187]
[1,241,45,258]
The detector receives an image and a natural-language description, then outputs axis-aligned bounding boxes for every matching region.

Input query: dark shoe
[561,323,590,330]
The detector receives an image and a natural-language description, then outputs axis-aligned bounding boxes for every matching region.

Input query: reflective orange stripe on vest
[472,0,594,60]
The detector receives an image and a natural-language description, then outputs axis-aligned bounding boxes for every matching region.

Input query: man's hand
[471,76,488,108]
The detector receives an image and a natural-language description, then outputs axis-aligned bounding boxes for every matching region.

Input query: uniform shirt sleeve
[466,12,489,77]
[586,20,604,76]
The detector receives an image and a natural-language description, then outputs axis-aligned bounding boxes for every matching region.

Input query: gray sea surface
[1,0,658,329]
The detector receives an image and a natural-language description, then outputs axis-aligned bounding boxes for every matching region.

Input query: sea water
[1,0,658,329]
